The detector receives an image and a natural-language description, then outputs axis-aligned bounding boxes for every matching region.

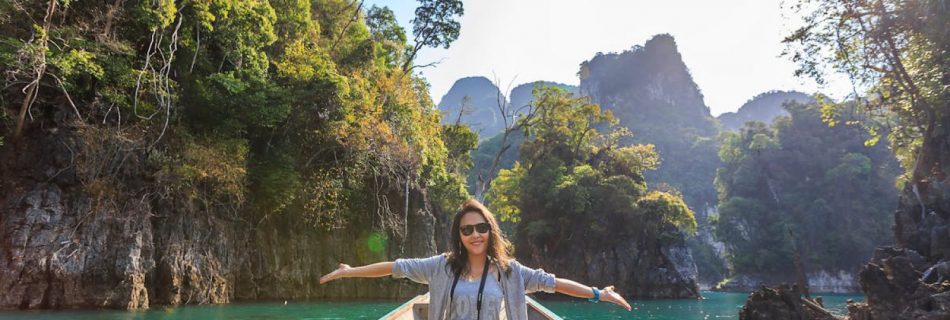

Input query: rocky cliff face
[738,284,839,320]
[520,224,701,299]
[579,34,718,140]
[738,115,950,319]
[577,34,719,207]
[0,125,441,310]
[578,34,723,286]
[839,109,950,319]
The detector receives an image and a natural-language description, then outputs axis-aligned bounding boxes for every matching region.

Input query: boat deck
[379,293,563,320]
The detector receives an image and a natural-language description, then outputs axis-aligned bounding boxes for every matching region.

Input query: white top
[449,272,506,320]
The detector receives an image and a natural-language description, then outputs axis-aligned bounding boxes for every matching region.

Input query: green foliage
[440,124,478,171]
[486,162,526,223]
[403,0,463,70]
[50,49,104,79]
[748,133,778,151]
[639,191,697,236]
[487,87,696,258]
[784,0,950,188]
[366,5,407,68]
[429,123,479,214]
[467,129,524,194]
[578,36,725,282]
[604,144,660,176]
[250,152,301,215]
[410,0,463,50]
[713,101,899,274]
[367,6,407,44]
[578,34,721,221]
[0,0,468,235]
[134,0,178,30]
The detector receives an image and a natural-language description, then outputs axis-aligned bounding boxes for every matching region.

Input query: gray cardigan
[392,254,557,320]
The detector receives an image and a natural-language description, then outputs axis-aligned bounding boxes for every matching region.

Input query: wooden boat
[379,292,563,320]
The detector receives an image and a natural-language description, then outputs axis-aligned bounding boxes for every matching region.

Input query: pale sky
[365,0,850,116]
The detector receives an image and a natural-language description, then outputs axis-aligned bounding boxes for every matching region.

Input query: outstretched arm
[319,262,395,284]
[555,278,632,311]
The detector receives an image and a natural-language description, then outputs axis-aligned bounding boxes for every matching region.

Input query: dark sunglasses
[460,222,490,236]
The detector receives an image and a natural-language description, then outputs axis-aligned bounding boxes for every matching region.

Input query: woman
[319,199,632,319]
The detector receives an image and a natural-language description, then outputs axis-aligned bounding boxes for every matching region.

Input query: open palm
[319,263,351,284]
[601,285,632,311]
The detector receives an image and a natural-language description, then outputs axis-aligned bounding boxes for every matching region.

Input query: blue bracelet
[588,287,600,303]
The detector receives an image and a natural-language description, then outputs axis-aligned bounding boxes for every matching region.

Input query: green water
[544,291,861,319]
[0,291,861,319]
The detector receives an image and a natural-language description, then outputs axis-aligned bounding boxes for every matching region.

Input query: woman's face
[459,211,490,257]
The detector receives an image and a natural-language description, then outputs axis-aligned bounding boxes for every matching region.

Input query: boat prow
[379,292,563,320]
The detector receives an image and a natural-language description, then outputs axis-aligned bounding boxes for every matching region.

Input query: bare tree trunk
[101,0,125,41]
[12,0,56,142]
[13,82,39,142]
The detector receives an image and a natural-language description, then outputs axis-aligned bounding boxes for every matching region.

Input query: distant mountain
[580,34,717,138]
[579,34,719,207]
[438,78,579,139]
[437,77,505,137]
[464,81,575,195]
[578,34,724,284]
[717,91,814,131]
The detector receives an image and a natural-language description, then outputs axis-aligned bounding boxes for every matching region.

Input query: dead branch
[330,0,365,54]
[50,74,82,121]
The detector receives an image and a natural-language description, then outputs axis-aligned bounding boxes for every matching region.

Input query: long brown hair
[446,199,512,277]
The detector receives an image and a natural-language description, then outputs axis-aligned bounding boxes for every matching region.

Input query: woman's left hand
[600,285,632,311]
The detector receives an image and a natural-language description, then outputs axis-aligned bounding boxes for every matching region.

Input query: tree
[402,0,463,72]
[712,102,898,275]
[784,0,950,213]
[366,5,406,68]
[473,78,546,201]
[487,86,693,237]
[486,87,699,298]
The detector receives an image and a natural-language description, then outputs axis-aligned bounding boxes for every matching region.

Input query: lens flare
[367,232,387,253]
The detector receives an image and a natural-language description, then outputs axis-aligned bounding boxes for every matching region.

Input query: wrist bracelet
[588,287,600,303]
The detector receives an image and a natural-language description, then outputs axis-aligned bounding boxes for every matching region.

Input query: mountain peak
[717,91,815,131]
[437,77,505,137]
[644,33,679,56]
[579,34,713,135]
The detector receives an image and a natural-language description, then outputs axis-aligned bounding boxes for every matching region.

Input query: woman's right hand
[320,263,352,284]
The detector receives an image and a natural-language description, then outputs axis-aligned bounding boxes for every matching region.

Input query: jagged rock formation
[717,91,814,131]
[578,34,723,285]
[523,226,702,299]
[739,284,839,320]
[846,247,950,319]
[438,78,579,141]
[838,103,950,319]
[0,127,440,309]
[740,109,950,320]
[579,34,718,141]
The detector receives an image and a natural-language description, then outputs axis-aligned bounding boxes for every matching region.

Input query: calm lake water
[0,291,862,320]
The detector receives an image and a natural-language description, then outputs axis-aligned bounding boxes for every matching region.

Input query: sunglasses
[460,222,490,236]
